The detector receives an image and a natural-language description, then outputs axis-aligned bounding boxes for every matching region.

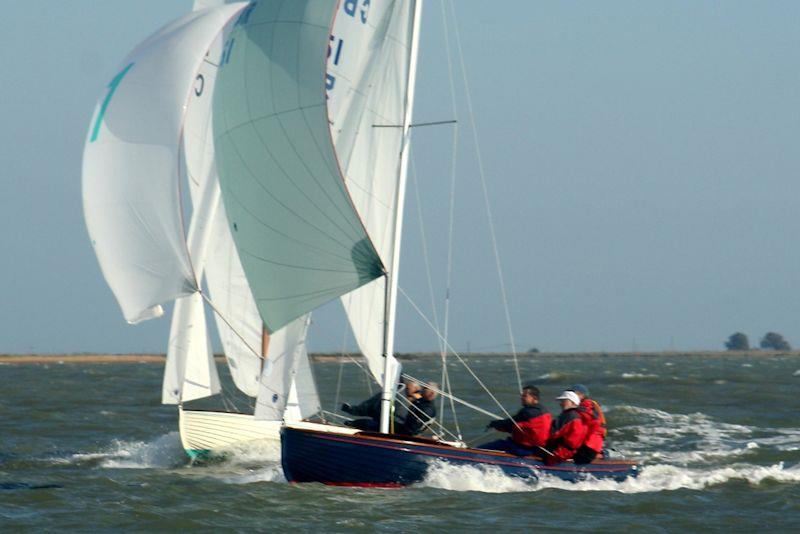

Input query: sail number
[343,0,370,24]
[326,35,345,96]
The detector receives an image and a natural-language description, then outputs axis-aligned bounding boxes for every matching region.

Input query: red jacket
[492,405,552,448]
[547,408,587,462]
[578,398,606,453]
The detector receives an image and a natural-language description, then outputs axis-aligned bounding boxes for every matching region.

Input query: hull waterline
[281,425,639,486]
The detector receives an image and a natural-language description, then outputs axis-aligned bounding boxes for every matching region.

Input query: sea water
[1,355,798,530]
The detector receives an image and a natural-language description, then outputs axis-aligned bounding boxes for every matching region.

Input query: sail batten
[214,0,384,334]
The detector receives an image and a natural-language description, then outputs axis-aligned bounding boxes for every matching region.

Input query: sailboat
[207,0,638,485]
[82,1,332,459]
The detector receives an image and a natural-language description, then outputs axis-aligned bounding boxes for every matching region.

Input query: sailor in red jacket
[571,383,606,464]
[545,390,588,464]
[480,385,552,455]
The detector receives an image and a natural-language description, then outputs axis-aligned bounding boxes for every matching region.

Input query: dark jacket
[346,391,382,419]
[490,404,551,448]
[397,397,436,436]
[547,408,588,461]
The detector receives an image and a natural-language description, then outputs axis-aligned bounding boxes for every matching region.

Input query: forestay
[213,0,385,335]
[327,0,418,384]
[83,4,249,324]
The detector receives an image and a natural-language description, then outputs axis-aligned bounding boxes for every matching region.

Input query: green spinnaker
[213,0,384,333]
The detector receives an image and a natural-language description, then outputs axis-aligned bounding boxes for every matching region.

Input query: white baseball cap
[556,390,580,406]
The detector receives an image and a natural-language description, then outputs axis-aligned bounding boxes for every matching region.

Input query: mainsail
[327,0,419,384]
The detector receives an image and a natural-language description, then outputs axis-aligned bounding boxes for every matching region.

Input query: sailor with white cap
[544,390,588,464]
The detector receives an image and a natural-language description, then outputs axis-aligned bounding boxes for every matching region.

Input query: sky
[1,1,800,354]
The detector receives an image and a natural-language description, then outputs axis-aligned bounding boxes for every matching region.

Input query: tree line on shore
[725,332,791,351]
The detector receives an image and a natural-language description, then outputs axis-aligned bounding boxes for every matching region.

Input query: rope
[199,292,263,361]
[332,320,350,413]
[394,392,462,443]
[402,373,502,420]
[320,410,351,421]
[446,0,521,391]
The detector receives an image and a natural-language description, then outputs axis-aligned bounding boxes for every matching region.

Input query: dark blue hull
[281,426,638,487]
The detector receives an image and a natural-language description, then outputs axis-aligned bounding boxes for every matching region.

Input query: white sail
[327,1,418,385]
[165,292,221,403]
[203,201,264,396]
[155,4,248,404]
[193,0,227,10]
[285,342,322,420]
[254,315,313,421]
[82,4,249,324]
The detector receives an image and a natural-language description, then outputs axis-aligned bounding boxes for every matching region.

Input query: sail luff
[379,0,423,434]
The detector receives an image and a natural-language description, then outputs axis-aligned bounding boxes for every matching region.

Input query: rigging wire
[199,291,263,362]
[438,0,463,440]
[394,391,462,443]
[446,0,521,391]
[410,149,463,439]
[401,373,502,420]
[398,286,522,432]
[332,320,350,413]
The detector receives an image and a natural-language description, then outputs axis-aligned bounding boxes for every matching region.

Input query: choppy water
[1,355,799,531]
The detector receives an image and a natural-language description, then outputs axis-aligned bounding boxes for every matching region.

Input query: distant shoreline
[0,350,797,364]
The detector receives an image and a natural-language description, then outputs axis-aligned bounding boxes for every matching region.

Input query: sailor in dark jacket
[396,385,437,435]
[342,379,423,432]
[479,385,552,456]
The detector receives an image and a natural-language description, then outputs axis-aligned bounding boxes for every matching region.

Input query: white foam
[99,432,186,469]
[607,406,760,464]
[221,465,286,485]
[535,462,800,493]
[421,462,534,493]
[536,372,570,381]
[793,369,800,376]
[621,373,659,379]
[419,460,800,494]
[48,432,185,468]
[216,439,282,466]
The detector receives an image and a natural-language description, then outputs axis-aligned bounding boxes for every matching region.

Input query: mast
[379,0,423,434]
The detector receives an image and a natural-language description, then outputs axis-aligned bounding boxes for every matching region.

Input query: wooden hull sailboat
[281,425,638,486]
